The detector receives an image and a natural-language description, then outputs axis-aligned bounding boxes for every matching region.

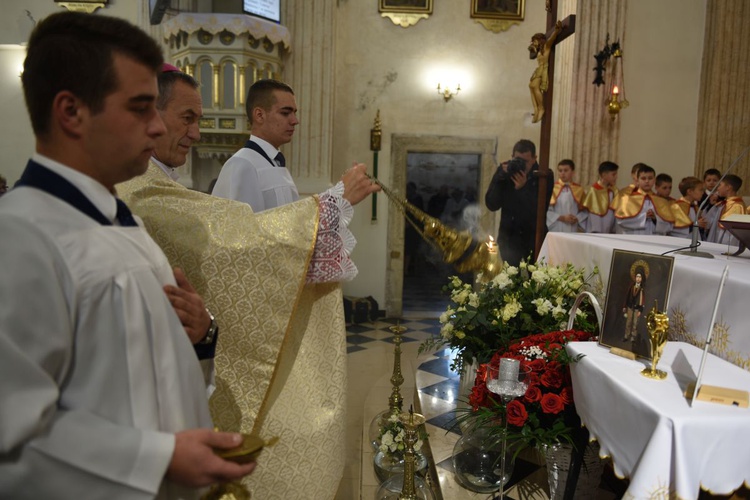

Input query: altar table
[566,341,750,499]
[539,233,750,370]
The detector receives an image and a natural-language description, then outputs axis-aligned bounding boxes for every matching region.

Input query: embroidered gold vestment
[118,164,346,499]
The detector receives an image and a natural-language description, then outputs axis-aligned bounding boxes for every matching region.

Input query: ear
[51,91,85,138]
[251,106,265,126]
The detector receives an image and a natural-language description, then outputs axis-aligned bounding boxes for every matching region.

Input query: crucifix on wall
[533,0,575,259]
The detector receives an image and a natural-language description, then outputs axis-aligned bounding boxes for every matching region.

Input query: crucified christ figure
[528,20,562,123]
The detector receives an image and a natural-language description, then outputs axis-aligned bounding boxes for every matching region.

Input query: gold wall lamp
[437,83,461,101]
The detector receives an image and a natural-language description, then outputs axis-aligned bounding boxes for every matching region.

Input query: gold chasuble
[582,182,615,216]
[118,163,346,499]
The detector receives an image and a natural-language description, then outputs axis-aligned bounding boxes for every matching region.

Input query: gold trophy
[641,300,669,380]
[367,175,501,279]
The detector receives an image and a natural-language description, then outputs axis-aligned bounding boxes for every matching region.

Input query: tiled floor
[337,317,625,500]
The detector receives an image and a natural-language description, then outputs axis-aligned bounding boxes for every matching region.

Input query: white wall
[333,0,549,303]
[0,0,142,185]
[335,0,708,305]
[618,0,707,195]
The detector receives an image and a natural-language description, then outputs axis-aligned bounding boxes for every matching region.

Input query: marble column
[282,0,337,195]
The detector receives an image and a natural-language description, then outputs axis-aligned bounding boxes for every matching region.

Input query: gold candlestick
[399,407,427,500]
[641,300,669,380]
[388,322,406,414]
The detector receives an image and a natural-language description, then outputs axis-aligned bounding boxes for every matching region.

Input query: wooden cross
[534,0,576,258]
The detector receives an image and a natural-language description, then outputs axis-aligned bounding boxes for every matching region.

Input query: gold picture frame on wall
[379,0,433,28]
[471,0,525,33]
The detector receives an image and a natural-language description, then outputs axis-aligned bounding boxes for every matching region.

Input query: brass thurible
[641,300,669,380]
[367,174,502,278]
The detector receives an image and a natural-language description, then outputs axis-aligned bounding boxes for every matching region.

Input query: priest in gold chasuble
[117,68,377,499]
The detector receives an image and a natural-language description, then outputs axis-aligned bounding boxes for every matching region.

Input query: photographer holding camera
[485,139,554,266]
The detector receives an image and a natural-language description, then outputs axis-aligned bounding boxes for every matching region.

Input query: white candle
[498,358,520,382]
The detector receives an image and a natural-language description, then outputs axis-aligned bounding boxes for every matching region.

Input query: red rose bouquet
[465,329,595,450]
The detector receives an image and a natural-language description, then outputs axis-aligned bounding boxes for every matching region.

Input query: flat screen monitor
[150,0,170,25]
[243,0,281,23]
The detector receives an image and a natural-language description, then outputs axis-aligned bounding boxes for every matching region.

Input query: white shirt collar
[31,152,118,222]
[249,135,281,159]
[151,156,180,181]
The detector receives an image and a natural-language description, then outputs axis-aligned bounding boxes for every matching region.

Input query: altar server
[583,161,619,233]
[546,159,587,232]
[612,164,675,235]
[0,12,255,498]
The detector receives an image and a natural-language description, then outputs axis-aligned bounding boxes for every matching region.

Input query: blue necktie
[115,198,138,227]
[274,152,286,167]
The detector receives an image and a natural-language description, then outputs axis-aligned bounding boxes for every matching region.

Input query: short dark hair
[678,176,702,196]
[512,139,536,157]
[636,164,655,177]
[22,11,164,138]
[558,159,575,170]
[157,70,199,110]
[598,161,619,175]
[722,174,743,193]
[703,168,721,180]
[245,79,294,123]
[655,173,672,186]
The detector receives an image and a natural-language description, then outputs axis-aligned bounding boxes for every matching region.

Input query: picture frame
[379,0,433,27]
[471,0,524,20]
[379,0,432,13]
[599,250,675,360]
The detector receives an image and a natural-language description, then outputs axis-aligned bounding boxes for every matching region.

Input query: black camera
[505,156,527,176]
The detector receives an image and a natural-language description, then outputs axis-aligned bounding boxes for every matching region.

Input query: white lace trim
[306,181,358,283]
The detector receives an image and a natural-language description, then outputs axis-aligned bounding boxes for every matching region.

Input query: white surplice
[546,186,587,232]
[212,135,299,212]
[0,156,211,499]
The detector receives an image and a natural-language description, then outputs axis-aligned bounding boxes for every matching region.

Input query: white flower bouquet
[420,258,599,373]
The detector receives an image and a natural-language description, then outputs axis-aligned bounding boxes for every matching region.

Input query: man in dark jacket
[485,139,554,266]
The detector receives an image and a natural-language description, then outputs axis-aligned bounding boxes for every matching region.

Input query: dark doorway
[403,152,482,317]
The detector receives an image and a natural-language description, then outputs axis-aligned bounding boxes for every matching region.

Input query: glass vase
[375,473,436,500]
[541,441,603,499]
[373,449,428,483]
[452,422,516,494]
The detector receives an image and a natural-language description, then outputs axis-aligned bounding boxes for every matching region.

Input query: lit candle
[498,358,520,382]
[612,85,620,95]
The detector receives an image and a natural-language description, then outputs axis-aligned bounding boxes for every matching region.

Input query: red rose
[526,358,546,372]
[506,400,528,426]
[541,368,564,389]
[560,386,573,405]
[524,384,542,403]
[526,371,542,387]
[469,384,489,409]
[540,393,565,414]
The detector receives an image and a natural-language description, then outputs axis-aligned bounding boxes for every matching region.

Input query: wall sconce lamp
[437,83,460,101]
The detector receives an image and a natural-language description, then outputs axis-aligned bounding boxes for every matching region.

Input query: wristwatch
[200,309,219,345]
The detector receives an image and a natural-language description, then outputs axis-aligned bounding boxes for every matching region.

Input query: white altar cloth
[567,341,750,499]
[539,233,750,370]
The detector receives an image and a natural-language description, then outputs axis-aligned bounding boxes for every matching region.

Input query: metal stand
[676,222,714,259]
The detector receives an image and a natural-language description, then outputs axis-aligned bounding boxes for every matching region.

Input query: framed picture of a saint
[471,0,525,21]
[599,250,674,360]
